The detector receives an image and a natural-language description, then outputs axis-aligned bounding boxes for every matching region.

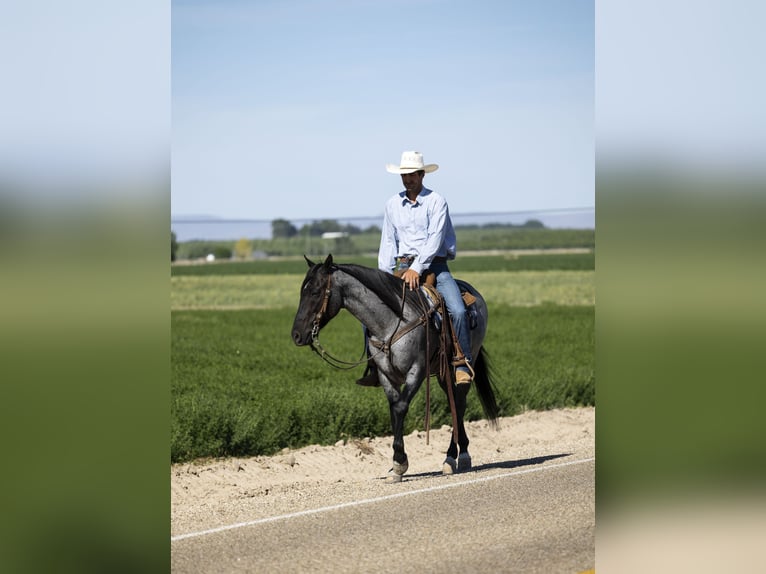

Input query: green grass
[171,254,596,463]
[171,309,389,462]
[171,270,594,310]
[171,251,595,276]
[170,252,595,312]
[171,303,594,463]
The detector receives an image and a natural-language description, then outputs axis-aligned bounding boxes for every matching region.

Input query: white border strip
[172,456,594,542]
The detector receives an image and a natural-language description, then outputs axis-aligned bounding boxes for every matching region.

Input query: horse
[291,254,500,483]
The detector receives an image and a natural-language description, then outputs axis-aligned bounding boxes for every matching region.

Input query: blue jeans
[429,261,472,369]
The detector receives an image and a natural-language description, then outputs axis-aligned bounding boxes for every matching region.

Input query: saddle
[391,261,477,371]
[420,271,478,330]
[394,263,477,314]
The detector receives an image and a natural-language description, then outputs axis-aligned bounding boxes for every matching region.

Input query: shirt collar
[399,187,431,206]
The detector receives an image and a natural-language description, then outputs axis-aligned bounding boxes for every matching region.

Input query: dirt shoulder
[171,407,595,537]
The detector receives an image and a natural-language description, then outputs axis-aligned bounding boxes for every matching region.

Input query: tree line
[171,218,569,261]
[270,218,381,239]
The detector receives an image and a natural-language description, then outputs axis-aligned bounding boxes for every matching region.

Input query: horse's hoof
[457,452,472,472]
[442,456,457,475]
[385,472,403,484]
[392,459,408,476]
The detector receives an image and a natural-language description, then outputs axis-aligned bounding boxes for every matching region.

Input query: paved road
[172,457,594,573]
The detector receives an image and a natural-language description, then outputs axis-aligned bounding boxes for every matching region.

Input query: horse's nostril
[292,331,302,345]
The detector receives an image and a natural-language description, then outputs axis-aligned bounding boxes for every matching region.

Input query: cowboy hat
[385,151,439,174]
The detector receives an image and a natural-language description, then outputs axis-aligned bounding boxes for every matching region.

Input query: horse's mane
[336,263,419,318]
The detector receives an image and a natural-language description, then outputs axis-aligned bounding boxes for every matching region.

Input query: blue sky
[597,0,766,168]
[172,0,594,221]
[0,1,169,194]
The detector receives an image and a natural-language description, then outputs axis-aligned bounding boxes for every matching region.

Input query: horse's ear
[323,254,334,268]
[304,255,315,267]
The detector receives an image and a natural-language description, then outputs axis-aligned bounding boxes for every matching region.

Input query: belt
[397,255,448,266]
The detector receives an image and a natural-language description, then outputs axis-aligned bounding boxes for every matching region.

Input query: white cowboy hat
[385,151,439,174]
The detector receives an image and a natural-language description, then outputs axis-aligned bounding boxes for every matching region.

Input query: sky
[171,0,594,221]
[596,0,766,169]
[0,1,169,196]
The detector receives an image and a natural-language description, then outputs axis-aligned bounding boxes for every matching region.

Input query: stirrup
[452,356,468,368]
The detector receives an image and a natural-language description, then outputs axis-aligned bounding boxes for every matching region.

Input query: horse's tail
[473,346,501,429]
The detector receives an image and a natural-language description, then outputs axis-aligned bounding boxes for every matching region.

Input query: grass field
[171,251,595,276]
[171,271,594,310]
[171,252,595,463]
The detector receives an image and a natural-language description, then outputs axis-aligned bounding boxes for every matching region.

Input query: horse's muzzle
[292,329,309,346]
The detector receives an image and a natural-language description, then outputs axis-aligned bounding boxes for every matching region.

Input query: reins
[309,270,408,370]
[309,270,371,369]
[308,267,459,446]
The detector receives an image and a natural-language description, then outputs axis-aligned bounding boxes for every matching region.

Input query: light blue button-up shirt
[378,187,457,275]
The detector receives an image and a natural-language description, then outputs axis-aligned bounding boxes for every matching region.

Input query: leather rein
[308,268,459,446]
[310,269,425,369]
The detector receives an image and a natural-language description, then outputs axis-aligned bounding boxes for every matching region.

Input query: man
[357,151,473,387]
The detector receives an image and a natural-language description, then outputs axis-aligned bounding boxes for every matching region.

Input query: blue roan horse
[292,254,500,483]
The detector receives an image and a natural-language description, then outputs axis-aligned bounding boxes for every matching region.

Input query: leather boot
[455,368,473,385]
[355,362,380,387]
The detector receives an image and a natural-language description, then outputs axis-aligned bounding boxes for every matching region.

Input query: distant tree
[211,246,232,259]
[341,223,362,234]
[325,235,355,255]
[300,219,343,237]
[521,219,545,228]
[234,238,252,260]
[171,231,178,262]
[271,218,297,239]
[305,222,318,236]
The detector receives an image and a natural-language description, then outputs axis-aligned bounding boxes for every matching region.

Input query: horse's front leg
[380,368,422,484]
[386,398,410,483]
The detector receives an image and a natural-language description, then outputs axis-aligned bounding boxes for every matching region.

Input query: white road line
[171,456,595,542]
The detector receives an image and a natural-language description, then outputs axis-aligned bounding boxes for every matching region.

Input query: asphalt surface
[171,457,594,573]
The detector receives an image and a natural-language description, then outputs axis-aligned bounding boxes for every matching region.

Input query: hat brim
[385,163,439,174]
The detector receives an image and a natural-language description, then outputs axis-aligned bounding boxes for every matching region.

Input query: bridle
[309,269,370,370]
[310,271,334,343]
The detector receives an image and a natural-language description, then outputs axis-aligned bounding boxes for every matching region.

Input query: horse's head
[291,254,341,346]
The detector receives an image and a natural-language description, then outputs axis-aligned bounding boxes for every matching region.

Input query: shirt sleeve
[410,195,448,275]
[378,203,398,273]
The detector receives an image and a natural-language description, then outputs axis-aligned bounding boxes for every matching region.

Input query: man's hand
[401,268,420,290]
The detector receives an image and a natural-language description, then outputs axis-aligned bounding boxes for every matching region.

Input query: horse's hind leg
[442,382,471,474]
[456,384,472,471]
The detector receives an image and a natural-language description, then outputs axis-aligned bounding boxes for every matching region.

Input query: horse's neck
[336,272,401,336]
